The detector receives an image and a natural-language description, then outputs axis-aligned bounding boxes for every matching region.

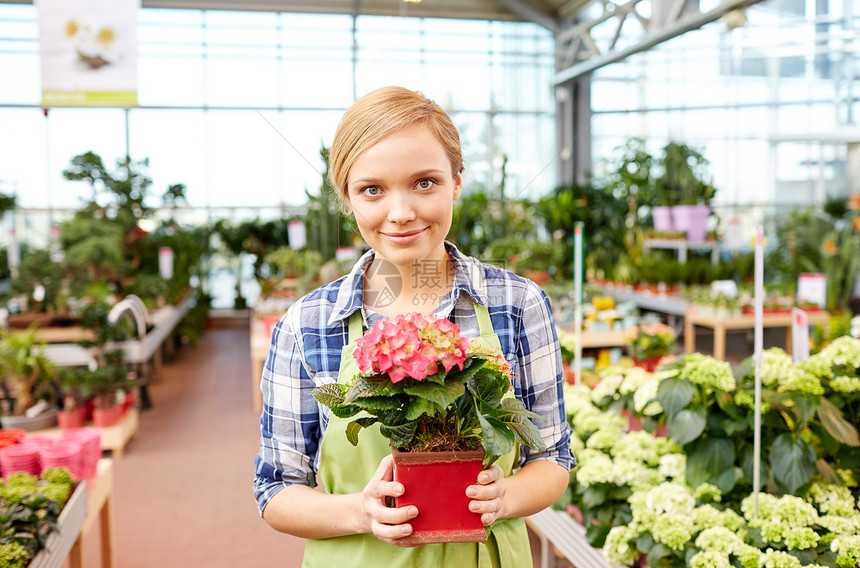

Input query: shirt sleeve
[253,302,322,516]
[515,282,576,471]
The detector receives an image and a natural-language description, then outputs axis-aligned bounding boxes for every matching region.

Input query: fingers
[362,455,420,545]
[466,465,506,526]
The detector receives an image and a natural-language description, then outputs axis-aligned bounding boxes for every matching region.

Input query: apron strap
[473,303,493,337]
[348,310,363,344]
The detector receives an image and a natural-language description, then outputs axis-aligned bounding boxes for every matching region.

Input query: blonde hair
[328,86,464,211]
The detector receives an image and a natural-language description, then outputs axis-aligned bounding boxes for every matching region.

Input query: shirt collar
[327,241,488,326]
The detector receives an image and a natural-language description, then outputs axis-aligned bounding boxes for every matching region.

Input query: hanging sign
[288,220,307,250]
[797,273,826,308]
[158,246,174,280]
[36,0,140,107]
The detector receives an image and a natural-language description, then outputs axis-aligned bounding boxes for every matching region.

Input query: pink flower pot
[391,447,487,545]
[92,405,123,428]
[671,205,710,242]
[57,407,88,429]
[652,206,674,232]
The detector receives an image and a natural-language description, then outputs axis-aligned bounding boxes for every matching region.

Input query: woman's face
[345,124,462,269]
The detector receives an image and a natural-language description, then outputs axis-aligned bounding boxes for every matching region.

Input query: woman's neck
[363,252,455,317]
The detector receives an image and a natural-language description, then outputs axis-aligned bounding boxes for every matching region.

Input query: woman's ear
[453,174,463,200]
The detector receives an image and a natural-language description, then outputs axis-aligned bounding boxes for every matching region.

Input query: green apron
[302,304,532,567]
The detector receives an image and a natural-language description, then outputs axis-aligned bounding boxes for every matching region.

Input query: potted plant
[622,322,676,371]
[0,326,58,430]
[55,367,92,428]
[311,312,546,544]
[654,142,717,242]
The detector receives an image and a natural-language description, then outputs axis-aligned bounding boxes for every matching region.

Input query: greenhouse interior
[1,0,859,566]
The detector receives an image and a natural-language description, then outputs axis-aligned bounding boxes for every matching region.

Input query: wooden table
[70,458,115,568]
[684,309,831,360]
[644,238,720,265]
[32,408,139,458]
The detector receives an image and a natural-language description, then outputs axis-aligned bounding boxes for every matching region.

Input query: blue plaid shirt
[253,242,575,515]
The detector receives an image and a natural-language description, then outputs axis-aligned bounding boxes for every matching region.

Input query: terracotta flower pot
[57,406,88,429]
[391,447,487,545]
[92,404,123,428]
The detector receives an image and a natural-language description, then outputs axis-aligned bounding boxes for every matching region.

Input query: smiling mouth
[382,228,427,242]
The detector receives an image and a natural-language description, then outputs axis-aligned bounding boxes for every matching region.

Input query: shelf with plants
[0,468,83,568]
[552,336,860,568]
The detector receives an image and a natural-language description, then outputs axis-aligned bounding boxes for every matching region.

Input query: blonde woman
[254,86,574,567]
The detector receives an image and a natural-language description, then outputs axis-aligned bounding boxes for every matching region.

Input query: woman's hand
[360,455,420,546]
[466,464,507,526]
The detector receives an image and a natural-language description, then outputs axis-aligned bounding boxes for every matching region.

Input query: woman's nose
[387,190,416,224]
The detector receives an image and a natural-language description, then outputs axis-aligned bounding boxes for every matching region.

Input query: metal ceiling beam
[490,0,560,32]
[554,0,765,84]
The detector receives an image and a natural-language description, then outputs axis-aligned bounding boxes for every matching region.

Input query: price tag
[791,308,810,362]
[797,273,826,307]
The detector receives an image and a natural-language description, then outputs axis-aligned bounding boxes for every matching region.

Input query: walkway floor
[74,315,305,568]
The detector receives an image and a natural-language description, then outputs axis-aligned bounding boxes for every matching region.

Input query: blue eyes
[359,179,436,196]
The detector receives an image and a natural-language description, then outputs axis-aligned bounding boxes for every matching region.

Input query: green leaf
[739,445,768,491]
[770,433,817,493]
[685,438,735,488]
[470,369,506,406]
[582,486,608,508]
[405,396,442,420]
[793,395,819,426]
[442,358,485,385]
[722,417,750,436]
[381,421,418,448]
[345,421,362,446]
[715,465,740,494]
[634,533,654,554]
[328,405,360,419]
[815,459,842,484]
[584,524,611,548]
[656,377,696,417]
[310,382,345,407]
[667,406,707,446]
[646,544,674,566]
[507,417,547,451]
[478,412,515,458]
[817,397,860,446]
[352,396,402,411]
[344,375,398,403]
[498,397,542,422]
[403,380,465,410]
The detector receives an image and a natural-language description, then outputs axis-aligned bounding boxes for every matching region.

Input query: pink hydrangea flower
[354,312,470,383]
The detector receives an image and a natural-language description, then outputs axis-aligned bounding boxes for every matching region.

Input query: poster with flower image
[36,0,139,107]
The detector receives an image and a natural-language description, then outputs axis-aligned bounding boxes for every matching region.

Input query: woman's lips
[382,228,426,244]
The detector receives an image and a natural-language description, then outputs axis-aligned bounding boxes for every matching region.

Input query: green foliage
[60,150,197,299]
[312,357,545,468]
[304,146,354,262]
[765,203,860,312]
[0,468,75,560]
[0,542,29,568]
[654,142,717,207]
[449,188,537,258]
[0,191,16,216]
[59,215,127,293]
[8,247,66,313]
[536,183,629,280]
[0,326,57,415]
